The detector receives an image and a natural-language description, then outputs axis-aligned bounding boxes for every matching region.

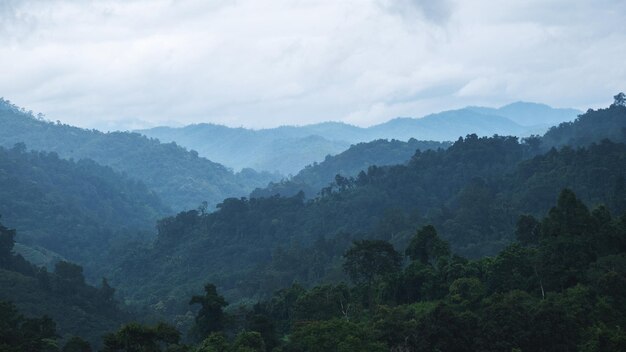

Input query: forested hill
[542,96,626,149]
[252,139,451,199]
[0,221,127,346]
[0,144,169,279]
[111,136,625,312]
[0,99,279,210]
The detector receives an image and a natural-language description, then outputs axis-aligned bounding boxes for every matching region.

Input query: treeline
[251,138,451,199]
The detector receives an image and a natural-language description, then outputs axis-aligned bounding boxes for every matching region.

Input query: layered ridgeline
[138,102,580,174]
[110,103,625,315]
[0,221,127,346]
[0,145,170,278]
[256,100,626,200]
[0,99,279,210]
[252,139,452,198]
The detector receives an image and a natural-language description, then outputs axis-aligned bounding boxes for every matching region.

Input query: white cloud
[0,0,624,130]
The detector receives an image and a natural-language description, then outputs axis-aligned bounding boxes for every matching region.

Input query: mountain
[0,99,279,210]
[251,138,451,199]
[367,109,528,141]
[0,144,170,279]
[138,123,353,175]
[138,102,579,174]
[468,101,582,127]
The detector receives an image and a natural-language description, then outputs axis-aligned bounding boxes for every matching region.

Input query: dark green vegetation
[0,95,624,351]
[0,99,278,211]
[111,103,626,316]
[251,138,451,198]
[7,190,623,351]
[139,102,579,174]
[112,138,626,308]
[0,221,126,347]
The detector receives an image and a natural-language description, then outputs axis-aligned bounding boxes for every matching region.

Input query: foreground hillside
[0,222,127,346]
[10,189,624,351]
[0,99,278,210]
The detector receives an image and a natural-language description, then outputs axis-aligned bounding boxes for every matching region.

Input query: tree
[101,322,180,352]
[613,92,626,107]
[54,261,85,284]
[0,219,16,268]
[343,240,402,285]
[515,215,540,246]
[62,337,91,352]
[232,331,266,352]
[405,225,450,265]
[189,284,228,339]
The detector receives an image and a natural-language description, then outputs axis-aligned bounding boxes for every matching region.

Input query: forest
[0,95,625,351]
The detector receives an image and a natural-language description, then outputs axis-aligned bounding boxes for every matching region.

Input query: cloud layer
[1,0,625,130]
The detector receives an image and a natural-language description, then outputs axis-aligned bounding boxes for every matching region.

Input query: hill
[0,221,127,346]
[0,144,170,279]
[541,100,626,149]
[0,99,278,210]
[110,137,625,313]
[252,138,451,198]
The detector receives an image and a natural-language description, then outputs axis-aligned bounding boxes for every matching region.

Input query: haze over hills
[138,102,580,174]
[111,103,626,311]
[0,99,279,211]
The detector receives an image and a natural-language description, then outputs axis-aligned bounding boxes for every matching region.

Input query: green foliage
[62,336,92,352]
[189,284,228,340]
[231,331,265,352]
[101,322,181,352]
[285,319,386,352]
[343,240,402,285]
[252,138,450,198]
[0,145,170,278]
[405,225,450,264]
[0,300,59,352]
[0,221,126,346]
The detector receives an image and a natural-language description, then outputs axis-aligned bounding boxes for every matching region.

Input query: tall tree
[189,284,228,339]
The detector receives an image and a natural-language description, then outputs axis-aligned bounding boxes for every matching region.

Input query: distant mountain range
[138,102,581,174]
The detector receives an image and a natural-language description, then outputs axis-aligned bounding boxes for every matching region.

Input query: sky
[0,0,625,131]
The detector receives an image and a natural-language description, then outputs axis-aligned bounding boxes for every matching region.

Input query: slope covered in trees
[0,145,170,279]
[542,95,626,149]
[251,139,451,198]
[13,190,624,351]
[110,135,625,315]
[0,221,127,347]
[0,99,278,210]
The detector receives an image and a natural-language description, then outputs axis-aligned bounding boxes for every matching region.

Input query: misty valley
[0,93,625,352]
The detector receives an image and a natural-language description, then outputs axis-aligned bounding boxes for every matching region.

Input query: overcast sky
[1,0,624,130]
